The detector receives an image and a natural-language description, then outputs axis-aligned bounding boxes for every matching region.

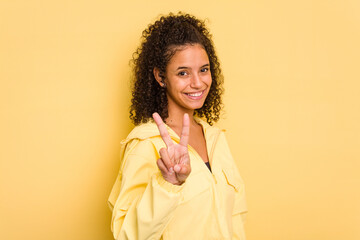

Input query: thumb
[174,163,189,176]
[174,164,181,173]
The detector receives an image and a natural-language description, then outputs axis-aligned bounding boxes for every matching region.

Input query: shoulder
[125,121,160,141]
[117,123,161,177]
[120,121,165,159]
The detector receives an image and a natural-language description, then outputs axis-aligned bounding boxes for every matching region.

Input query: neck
[165,108,197,128]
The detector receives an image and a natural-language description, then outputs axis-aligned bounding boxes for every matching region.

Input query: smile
[184,90,205,99]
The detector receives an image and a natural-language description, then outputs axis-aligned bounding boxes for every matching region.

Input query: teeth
[187,92,202,97]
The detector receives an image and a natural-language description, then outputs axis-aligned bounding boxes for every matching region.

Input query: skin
[153,43,212,185]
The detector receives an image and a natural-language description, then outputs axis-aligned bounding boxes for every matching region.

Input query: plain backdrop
[1,0,359,239]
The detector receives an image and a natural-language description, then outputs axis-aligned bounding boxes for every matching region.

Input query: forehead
[166,44,209,69]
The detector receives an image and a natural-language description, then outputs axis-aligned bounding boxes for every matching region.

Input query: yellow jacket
[108,118,247,240]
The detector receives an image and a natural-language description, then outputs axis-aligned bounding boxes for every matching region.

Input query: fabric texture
[108,117,247,240]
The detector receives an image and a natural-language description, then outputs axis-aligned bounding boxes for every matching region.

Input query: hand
[152,112,191,185]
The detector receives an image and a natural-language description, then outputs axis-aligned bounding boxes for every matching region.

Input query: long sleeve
[231,171,247,240]
[232,188,247,240]
[217,131,248,239]
[109,139,184,240]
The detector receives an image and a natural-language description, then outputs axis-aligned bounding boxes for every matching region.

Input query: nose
[190,73,202,88]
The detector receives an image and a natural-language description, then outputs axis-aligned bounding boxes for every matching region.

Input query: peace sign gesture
[152,112,191,185]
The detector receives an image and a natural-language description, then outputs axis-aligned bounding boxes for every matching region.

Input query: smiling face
[158,43,212,116]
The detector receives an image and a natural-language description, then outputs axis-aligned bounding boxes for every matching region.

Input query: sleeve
[232,178,247,240]
[231,156,247,240]
[219,131,248,240]
[108,139,185,240]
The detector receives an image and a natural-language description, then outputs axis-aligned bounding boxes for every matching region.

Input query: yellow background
[1,0,359,239]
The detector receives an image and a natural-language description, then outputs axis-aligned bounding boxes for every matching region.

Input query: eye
[201,67,209,73]
[178,71,188,76]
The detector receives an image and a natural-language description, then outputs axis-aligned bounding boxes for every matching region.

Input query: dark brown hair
[130,12,224,125]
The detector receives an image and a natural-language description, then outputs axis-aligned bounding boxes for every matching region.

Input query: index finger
[179,113,190,147]
[152,112,174,148]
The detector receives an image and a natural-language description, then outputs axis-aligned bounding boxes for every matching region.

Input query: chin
[186,102,206,110]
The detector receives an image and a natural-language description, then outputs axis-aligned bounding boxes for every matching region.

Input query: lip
[184,90,205,100]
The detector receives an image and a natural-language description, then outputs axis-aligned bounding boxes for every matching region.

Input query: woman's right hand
[152,112,191,185]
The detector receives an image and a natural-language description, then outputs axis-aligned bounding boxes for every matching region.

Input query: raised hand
[152,112,191,185]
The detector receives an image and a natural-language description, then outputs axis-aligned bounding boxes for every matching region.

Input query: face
[161,44,212,114]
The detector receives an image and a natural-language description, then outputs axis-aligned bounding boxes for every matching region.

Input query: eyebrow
[176,63,210,70]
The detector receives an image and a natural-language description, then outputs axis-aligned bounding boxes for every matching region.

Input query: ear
[153,68,165,87]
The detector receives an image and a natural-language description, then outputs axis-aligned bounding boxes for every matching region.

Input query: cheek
[204,77,213,96]
[166,81,187,95]
[206,76,212,88]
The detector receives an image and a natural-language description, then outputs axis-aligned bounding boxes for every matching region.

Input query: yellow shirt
[108,118,247,239]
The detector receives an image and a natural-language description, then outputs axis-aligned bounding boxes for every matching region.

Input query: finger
[174,164,181,173]
[175,154,191,174]
[179,113,190,147]
[156,158,168,175]
[174,164,190,183]
[159,148,174,173]
[174,163,189,174]
[152,112,174,148]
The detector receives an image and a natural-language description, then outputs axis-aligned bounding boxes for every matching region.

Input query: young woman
[108,13,247,240]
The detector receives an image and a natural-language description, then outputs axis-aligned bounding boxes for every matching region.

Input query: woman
[108,13,247,240]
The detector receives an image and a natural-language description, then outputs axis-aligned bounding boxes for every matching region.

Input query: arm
[110,139,184,240]
[232,183,247,240]
[232,162,247,240]
[109,113,191,240]
[218,132,248,240]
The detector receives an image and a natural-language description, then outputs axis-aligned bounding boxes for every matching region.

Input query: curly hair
[129,12,224,126]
